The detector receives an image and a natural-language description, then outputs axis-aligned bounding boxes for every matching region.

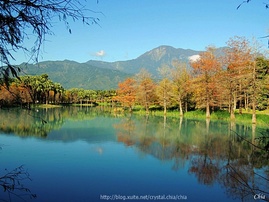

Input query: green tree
[18,74,60,104]
[52,83,64,103]
[255,57,269,110]
[248,56,269,123]
[84,90,97,104]
[40,75,54,105]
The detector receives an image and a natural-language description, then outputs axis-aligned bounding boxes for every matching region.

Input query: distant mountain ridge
[18,45,222,90]
[19,60,131,90]
[86,45,201,76]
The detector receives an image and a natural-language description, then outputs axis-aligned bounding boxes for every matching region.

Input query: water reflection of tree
[114,115,137,146]
[188,132,226,186]
[0,107,64,137]
[113,115,191,166]
[113,116,269,201]
[220,130,269,201]
[0,106,113,138]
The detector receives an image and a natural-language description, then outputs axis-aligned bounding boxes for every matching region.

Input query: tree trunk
[244,92,247,111]
[230,107,235,120]
[206,100,210,118]
[239,83,242,114]
[252,90,257,124]
[179,99,183,117]
[185,101,188,113]
[54,91,57,104]
[233,92,237,112]
[163,98,167,116]
[45,91,49,105]
[252,61,257,124]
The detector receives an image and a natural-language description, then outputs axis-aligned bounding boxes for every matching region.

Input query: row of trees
[0,74,117,106]
[65,88,116,104]
[114,37,269,124]
[0,74,64,106]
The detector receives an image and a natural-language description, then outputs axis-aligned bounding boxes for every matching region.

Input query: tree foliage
[114,78,136,111]
[190,46,221,118]
[135,69,157,114]
[156,78,173,116]
[171,61,191,116]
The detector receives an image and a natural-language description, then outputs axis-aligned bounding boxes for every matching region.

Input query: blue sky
[14,0,269,64]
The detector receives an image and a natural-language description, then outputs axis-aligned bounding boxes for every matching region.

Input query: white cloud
[188,55,200,62]
[95,50,106,57]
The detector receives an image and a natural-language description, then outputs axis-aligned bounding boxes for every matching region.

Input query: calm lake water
[0,106,268,202]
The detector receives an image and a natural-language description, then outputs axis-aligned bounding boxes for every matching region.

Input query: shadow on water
[0,106,268,201]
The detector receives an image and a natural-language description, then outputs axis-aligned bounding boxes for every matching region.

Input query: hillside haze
[18,45,205,90]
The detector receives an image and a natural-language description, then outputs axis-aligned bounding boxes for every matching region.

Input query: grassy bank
[133,108,269,126]
[29,103,269,126]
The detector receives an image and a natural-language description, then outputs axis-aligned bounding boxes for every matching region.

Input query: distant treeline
[0,73,116,107]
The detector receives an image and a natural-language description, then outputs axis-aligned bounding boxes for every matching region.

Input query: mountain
[86,45,201,76]
[19,60,131,90]
[18,45,224,90]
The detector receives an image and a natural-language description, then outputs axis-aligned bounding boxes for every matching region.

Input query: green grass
[133,107,269,126]
[96,102,111,106]
[184,110,206,119]
[210,110,230,120]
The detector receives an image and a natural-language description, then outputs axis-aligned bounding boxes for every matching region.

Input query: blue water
[0,136,232,202]
[0,107,267,202]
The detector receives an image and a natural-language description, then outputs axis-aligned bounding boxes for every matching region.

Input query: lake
[0,106,268,202]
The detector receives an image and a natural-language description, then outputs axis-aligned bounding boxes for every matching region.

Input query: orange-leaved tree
[190,46,221,118]
[223,36,252,120]
[156,78,173,116]
[171,61,191,117]
[115,78,136,111]
[135,69,156,115]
